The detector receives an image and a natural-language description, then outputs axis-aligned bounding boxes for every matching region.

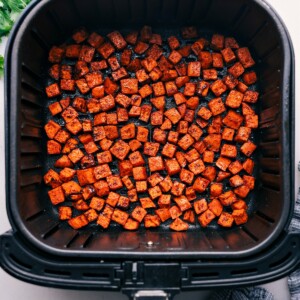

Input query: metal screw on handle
[133,290,169,300]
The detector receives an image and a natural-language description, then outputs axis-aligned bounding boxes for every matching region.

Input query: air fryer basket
[4,0,294,259]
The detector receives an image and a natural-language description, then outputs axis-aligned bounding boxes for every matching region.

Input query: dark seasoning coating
[43,26,259,232]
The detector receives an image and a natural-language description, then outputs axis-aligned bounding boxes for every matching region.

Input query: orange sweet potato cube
[48,102,62,116]
[212,53,224,68]
[197,81,210,97]
[152,128,167,144]
[216,156,232,171]
[243,158,255,174]
[222,128,235,141]
[150,96,165,110]
[129,151,145,167]
[87,98,101,113]
[193,177,210,193]
[219,190,237,206]
[157,194,171,208]
[203,150,214,163]
[45,120,61,139]
[144,142,160,157]
[232,200,248,211]
[44,169,62,188]
[61,181,81,196]
[210,182,223,197]
[84,141,98,154]
[168,50,182,65]
[107,31,127,50]
[133,166,147,181]
[216,171,231,182]
[162,143,177,158]
[183,82,196,97]
[183,210,195,223]
[73,199,89,211]
[175,76,189,88]
[148,172,164,187]
[148,156,165,172]
[171,181,186,196]
[187,61,201,77]
[232,209,248,225]
[168,35,180,49]
[225,90,244,108]
[123,218,139,230]
[228,160,243,175]
[198,209,215,227]
[223,75,238,90]
[187,125,202,142]
[208,199,223,216]
[245,115,258,129]
[65,44,81,58]
[179,168,194,185]
[201,166,217,182]
[68,148,84,164]
[131,206,147,223]
[170,218,189,231]
[94,164,112,180]
[48,186,65,205]
[221,47,236,64]
[164,107,182,125]
[243,175,255,190]
[107,175,123,190]
[174,196,192,213]
[234,185,250,198]
[235,127,251,143]
[122,175,134,190]
[129,139,142,151]
[120,123,136,140]
[65,118,82,135]
[165,81,178,96]
[46,83,61,98]
[203,134,222,152]
[47,140,61,155]
[141,57,158,72]
[221,144,237,158]
[156,208,171,222]
[169,206,182,219]
[94,180,110,197]
[97,205,114,228]
[104,125,119,140]
[89,197,105,211]
[134,41,149,54]
[59,168,76,182]
[236,47,255,68]
[97,42,115,59]
[210,79,227,97]
[194,199,208,215]
[84,208,98,222]
[115,93,131,108]
[117,107,129,122]
[202,69,217,81]
[240,141,257,157]
[218,212,234,227]
[208,98,226,116]
[128,188,138,202]
[197,106,212,121]
[48,46,64,63]
[148,185,162,200]
[144,215,161,228]
[111,209,129,226]
[58,206,72,220]
[149,67,163,81]
[54,155,73,168]
[188,158,205,175]
[68,215,89,229]
[229,175,244,188]
[178,134,195,151]
[110,140,130,160]
[87,32,104,48]
[174,93,187,105]
[237,82,248,93]
[199,51,212,69]
[222,110,243,129]
[121,78,138,94]
[228,62,244,78]
[136,69,149,83]
[151,111,164,126]
[243,71,257,85]
[159,176,173,192]
[165,158,180,175]
[139,84,153,98]
[167,131,179,144]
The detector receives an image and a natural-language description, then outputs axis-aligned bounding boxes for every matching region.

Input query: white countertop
[0,0,299,299]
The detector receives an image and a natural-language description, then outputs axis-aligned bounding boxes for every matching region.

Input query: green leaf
[0,55,4,76]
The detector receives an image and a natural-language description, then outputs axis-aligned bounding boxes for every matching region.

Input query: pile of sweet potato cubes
[44,26,258,231]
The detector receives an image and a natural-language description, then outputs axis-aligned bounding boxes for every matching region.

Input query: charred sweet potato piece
[187,61,201,77]
[148,156,165,172]
[229,175,244,187]
[159,176,173,192]
[169,206,182,219]
[208,199,223,217]
[97,205,114,228]
[222,110,243,130]
[44,169,62,188]
[59,168,76,182]
[90,197,105,211]
[232,209,248,225]
[228,62,244,78]
[68,214,89,229]
[228,160,243,175]
[165,158,181,175]
[157,194,171,208]
[54,155,73,168]
[219,190,237,206]
[140,196,156,209]
[58,206,72,220]
[112,209,129,225]
[94,180,110,197]
[144,215,161,228]
[156,208,171,222]
[240,141,257,157]
[198,210,215,227]
[218,212,234,227]
[171,181,186,196]
[124,218,139,230]
[194,199,208,215]
[170,218,189,231]
[193,177,210,193]
[128,188,138,202]
[107,175,123,190]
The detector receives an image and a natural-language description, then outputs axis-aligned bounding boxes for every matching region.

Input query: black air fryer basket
[0,0,297,298]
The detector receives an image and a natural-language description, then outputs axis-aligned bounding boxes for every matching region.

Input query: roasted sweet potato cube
[211,53,223,68]
[86,32,104,48]
[240,141,257,157]
[48,102,62,117]
[223,74,238,90]
[147,156,164,172]
[234,185,250,198]
[135,69,149,84]
[160,143,176,159]
[144,215,161,228]
[123,218,139,230]
[165,132,178,146]
[211,34,224,50]
[84,141,98,154]
[65,44,81,58]
[89,197,105,211]
[117,195,130,209]
[106,31,127,50]
[59,97,70,110]
[157,194,171,208]
[132,166,147,181]
[210,182,223,197]
[128,151,144,167]
[147,186,162,200]
[171,181,186,196]
[243,175,255,190]
[228,160,243,175]
[216,171,231,182]
[59,168,76,183]
[196,81,209,97]
[164,158,180,175]
[183,210,195,223]
[149,67,163,82]
[128,188,138,202]
[175,76,189,88]
[191,40,205,55]
[221,144,237,158]
[85,72,103,89]
[58,206,72,220]
[94,180,110,197]
[173,196,191,212]
[125,31,138,45]
[185,148,201,163]
[45,83,61,98]
[170,218,189,231]
[72,28,88,43]
[197,106,212,121]
[169,206,182,219]
[198,209,215,227]
[73,199,89,211]
[203,134,222,152]
[149,33,162,45]
[110,140,130,160]
[95,150,112,166]
[65,118,82,135]
[68,214,89,229]
[47,140,61,155]
[48,46,64,63]
[75,78,90,94]
[167,50,182,65]
[98,139,112,152]
[97,205,113,228]
[208,199,223,217]
[236,47,255,68]
[185,97,199,111]
[210,79,227,97]
[193,177,210,193]
[111,209,129,225]
[115,107,128,123]
[127,58,142,72]
[202,150,214,163]
[165,35,179,49]
[238,82,249,93]
[186,126,201,143]
[207,98,225,116]
[159,176,173,193]
[152,128,166,144]
[121,176,134,190]
[177,134,194,151]
[176,120,188,135]
[228,62,244,78]
[131,206,147,223]
[155,208,171,222]
[225,90,243,109]
[79,45,95,63]
[93,164,112,180]
[201,166,216,182]
[235,126,251,143]
[138,84,152,98]
[231,200,248,211]
[165,81,178,96]
[162,69,178,82]
[119,123,135,140]
[188,158,205,175]
[221,47,236,64]
[215,156,231,172]
[173,93,186,106]
[202,69,217,81]
[243,159,254,175]
[128,106,141,117]
[97,42,114,59]
[218,212,234,227]
[157,56,172,72]
[245,115,259,129]
[128,140,141,152]
[224,37,239,49]
[149,97,165,111]
[219,190,237,206]
[104,123,118,136]
[83,208,98,222]
[139,104,152,123]
[221,128,234,142]
[194,199,208,215]
[143,142,159,157]
[141,57,157,73]
[193,141,206,155]
[222,110,243,129]
[198,51,212,69]
[54,155,73,168]
[81,184,96,200]
[106,175,123,191]
[136,181,148,193]
[67,147,84,164]
[150,111,163,126]
[44,169,62,188]
[187,61,201,77]
[72,97,87,113]
[229,175,244,187]
[134,41,149,55]
[232,209,248,225]
[119,78,138,95]
[62,181,81,196]
[140,197,156,210]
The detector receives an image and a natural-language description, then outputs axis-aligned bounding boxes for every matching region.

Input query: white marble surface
[0,0,299,299]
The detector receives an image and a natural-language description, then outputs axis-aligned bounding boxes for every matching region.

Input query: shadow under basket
[4,0,294,260]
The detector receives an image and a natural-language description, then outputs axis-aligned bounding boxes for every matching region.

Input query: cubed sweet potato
[193,177,210,193]
[144,215,161,228]
[97,205,114,228]
[68,215,89,229]
[148,156,165,172]
[157,194,171,208]
[58,206,72,220]
[170,218,189,231]
[159,176,173,192]
[208,199,223,217]
[234,185,250,198]
[194,199,208,215]
[222,110,243,129]
[198,210,215,227]
[228,160,243,175]
[228,62,244,78]
[240,141,257,157]
[107,175,123,190]
[44,169,62,188]
[232,209,248,225]
[187,61,201,77]
[219,190,237,206]
[164,158,181,175]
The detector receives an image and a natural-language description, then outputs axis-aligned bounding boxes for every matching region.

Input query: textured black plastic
[4,0,294,259]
